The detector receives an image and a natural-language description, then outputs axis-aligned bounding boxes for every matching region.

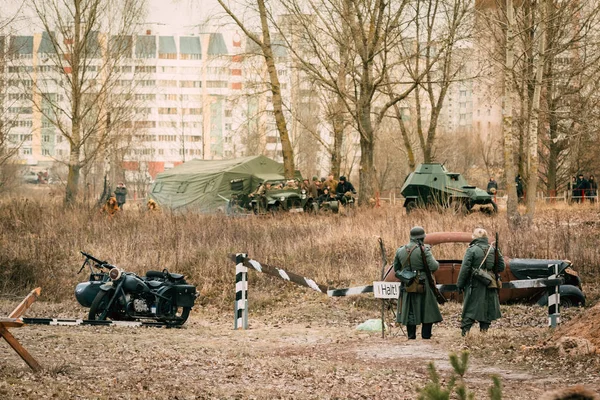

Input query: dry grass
[1,192,599,308]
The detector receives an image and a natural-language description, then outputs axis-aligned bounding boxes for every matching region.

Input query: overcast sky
[2,0,230,34]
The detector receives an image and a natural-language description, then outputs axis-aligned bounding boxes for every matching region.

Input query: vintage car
[384,232,585,307]
[251,180,314,214]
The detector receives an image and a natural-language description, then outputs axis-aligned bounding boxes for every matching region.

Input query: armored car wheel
[405,200,417,214]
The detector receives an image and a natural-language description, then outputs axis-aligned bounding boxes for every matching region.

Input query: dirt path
[1,299,599,399]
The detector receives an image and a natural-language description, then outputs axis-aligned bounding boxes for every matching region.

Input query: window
[206,80,227,88]
[182,108,201,115]
[134,121,156,128]
[159,121,177,128]
[158,135,177,141]
[158,80,177,87]
[176,182,189,193]
[190,135,201,142]
[9,107,33,114]
[230,179,244,191]
[22,148,32,155]
[180,53,201,60]
[135,107,153,115]
[179,80,201,88]
[225,109,232,117]
[225,123,232,131]
[42,135,51,142]
[135,66,156,73]
[138,80,156,87]
[42,149,51,156]
[160,66,177,73]
[231,68,242,76]
[152,182,164,193]
[9,93,32,101]
[158,107,177,115]
[161,94,178,101]
[135,93,156,101]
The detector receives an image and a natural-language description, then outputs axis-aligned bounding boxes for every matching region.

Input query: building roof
[179,36,201,55]
[158,36,176,55]
[110,35,132,57]
[207,33,227,55]
[37,31,55,54]
[10,36,33,54]
[136,35,156,57]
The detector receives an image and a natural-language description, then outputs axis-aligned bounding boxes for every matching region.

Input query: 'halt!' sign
[373,281,401,299]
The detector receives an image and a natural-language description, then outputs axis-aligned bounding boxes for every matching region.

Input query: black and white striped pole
[234,253,249,330]
[548,263,560,328]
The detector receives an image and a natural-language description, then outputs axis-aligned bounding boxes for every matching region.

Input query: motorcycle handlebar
[80,251,115,270]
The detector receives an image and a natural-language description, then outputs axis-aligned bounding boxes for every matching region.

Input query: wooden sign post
[0,287,42,371]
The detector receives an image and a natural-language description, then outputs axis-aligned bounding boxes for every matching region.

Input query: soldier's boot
[480,322,490,333]
[407,325,417,340]
[461,327,470,337]
[421,323,433,339]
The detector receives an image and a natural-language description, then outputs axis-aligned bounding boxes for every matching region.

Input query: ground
[1,290,599,400]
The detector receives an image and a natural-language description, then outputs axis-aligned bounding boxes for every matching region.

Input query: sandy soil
[1,294,599,399]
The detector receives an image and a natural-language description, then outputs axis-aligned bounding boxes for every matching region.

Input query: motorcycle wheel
[88,290,112,320]
[88,290,127,321]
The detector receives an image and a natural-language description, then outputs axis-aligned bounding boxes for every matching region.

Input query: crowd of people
[249,174,357,208]
[569,173,597,202]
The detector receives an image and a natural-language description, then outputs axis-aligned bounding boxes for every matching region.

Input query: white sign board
[373,281,402,299]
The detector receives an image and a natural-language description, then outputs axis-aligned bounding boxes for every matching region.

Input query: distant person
[456,228,505,336]
[486,177,498,195]
[393,226,442,340]
[587,175,597,203]
[323,174,338,194]
[147,199,160,212]
[115,182,128,210]
[515,175,524,203]
[336,176,356,205]
[101,194,119,218]
[576,173,588,202]
[308,176,319,199]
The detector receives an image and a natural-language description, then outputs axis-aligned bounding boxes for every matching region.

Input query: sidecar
[75,278,109,307]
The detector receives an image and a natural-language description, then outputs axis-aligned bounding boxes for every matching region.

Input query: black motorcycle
[75,251,197,326]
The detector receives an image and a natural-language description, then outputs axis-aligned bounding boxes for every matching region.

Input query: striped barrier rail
[21,318,168,328]
[231,254,566,329]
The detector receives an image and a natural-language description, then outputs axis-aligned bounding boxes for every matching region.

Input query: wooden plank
[8,287,42,319]
[0,318,24,328]
[0,325,41,372]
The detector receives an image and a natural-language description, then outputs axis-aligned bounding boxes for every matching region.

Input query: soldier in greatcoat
[393,226,443,340]
[456,228,506,336]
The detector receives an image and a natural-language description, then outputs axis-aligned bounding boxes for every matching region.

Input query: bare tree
[217,0,296,179]
[26,0,147,205]
[393,0,474,164]
[0,8,27,193]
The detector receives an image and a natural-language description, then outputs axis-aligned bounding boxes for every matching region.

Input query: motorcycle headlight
[109,268,122,281]
[301,189,306,194]
[280,196,285,202]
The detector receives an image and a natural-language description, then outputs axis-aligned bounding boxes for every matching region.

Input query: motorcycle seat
[147,280,163,288]
[146,270,185,281]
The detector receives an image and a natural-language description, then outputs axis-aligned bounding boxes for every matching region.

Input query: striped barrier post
[548,263,560,328]
[230,254,329,329]
[234,253,249,330]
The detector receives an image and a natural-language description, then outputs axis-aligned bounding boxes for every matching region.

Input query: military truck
[401,163,497,214]
[251,179,313,214]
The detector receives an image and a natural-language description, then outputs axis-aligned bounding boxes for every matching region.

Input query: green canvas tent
[149,155,301,212]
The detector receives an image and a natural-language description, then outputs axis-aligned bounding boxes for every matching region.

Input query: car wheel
[560,296,578,308]
[406,201,417,214]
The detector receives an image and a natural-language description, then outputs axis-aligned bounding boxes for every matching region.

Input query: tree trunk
[525,0,546,219]
[504,0,519,223]
[257,0,295,178]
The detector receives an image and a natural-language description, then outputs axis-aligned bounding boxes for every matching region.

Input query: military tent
[149,155,300,212]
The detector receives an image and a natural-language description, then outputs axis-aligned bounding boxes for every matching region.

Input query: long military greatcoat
[456,237,506,323]
[393,239,443,326]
